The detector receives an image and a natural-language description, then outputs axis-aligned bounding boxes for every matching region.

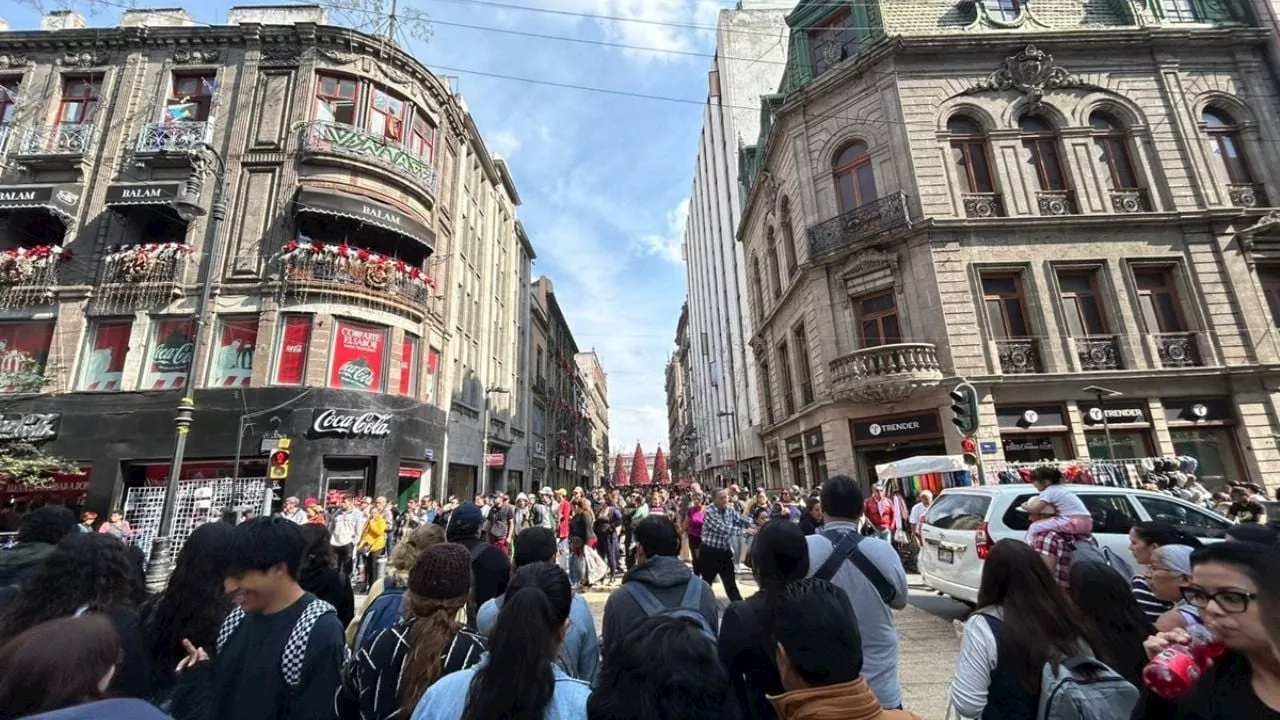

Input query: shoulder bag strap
[815,531,897,605]
[679,577,704,611]
[215,606,246,653]
[622,582,666,616]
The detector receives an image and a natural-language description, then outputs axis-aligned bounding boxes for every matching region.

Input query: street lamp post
[144,143,228,592]
[478,386,509,496]
[1083,385,1123,461]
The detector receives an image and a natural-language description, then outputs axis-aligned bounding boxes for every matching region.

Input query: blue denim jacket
[411,656,591,720]
[475,593,600,683]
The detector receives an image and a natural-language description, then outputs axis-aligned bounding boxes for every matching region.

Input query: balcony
[806,192,910,262]
[0,245,69,309]
[0,125,12,156]
[300,121,439,201]
[135,121,211,155]
[996,338,1042,374]
[962,193,1003,218]
[829,342,943,404]
[1109,188,1150,214]
[1153,332,1202,368]
[278,241,432,318]
[1227,183,1266,209]
[1073,335,1123,371]
[93,242,193,311]
[1036,190,1076,216]
[17,124,94,157]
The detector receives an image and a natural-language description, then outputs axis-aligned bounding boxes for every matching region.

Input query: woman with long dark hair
[949,539,1109,719]
[298,523,355,627]
[718,519,809,720]
[0,532,150,698]
[1129,521,1201,622]
[139,521,235,713]
[569,499,595,589]
[412,562,591,720]
[0,614,170,719]
[1068,561,1153,686]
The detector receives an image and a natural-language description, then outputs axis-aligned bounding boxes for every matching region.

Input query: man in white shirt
[329,496,364,577]
[908,490,933,544]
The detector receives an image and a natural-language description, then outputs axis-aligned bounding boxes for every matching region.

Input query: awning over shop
[104,181,188,226]
[295,187,435,254]
[0,184,83,222]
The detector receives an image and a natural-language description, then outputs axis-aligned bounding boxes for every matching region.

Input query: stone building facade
[0,6,530,511]
[740,0,1280,493]
[575,350,609,486]
[530,277,593,490]
[666,301,694,478]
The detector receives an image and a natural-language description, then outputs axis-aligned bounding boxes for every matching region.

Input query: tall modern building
[682,1,794,488]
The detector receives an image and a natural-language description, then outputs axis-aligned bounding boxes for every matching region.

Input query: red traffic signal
[268,448,291,480]
[960,437,976,454]
[270,450,290,466]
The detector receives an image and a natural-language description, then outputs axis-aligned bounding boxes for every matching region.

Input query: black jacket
[0,542,55,606]
[299,565,356,628]
[447,531,510,626]
[601,555,717,664]
[719,594,781,720]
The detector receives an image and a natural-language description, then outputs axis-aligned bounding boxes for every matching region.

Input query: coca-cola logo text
[310,409,393,438]
[338,359,375,389]
[153,332,194,373]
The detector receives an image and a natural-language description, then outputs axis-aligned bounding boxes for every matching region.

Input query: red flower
[309,240,323,254]
[395,260,406,272]
[338,243,351,257]
[356,249,370,261]
[285,240,299,253]
[408,267,421,279]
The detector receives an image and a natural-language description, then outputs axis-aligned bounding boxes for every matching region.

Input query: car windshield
[925,493,990,531]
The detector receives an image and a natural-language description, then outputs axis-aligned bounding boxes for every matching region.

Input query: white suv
[918,483,1229,604]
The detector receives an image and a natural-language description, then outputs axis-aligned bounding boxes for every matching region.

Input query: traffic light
[268,448,290,480]
[949,381,980,438]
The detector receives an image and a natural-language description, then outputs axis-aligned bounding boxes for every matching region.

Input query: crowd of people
[0,469,1274,719]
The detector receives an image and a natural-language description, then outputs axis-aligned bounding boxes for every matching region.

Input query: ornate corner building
[739,0,1280,493]
[0,6,534,510]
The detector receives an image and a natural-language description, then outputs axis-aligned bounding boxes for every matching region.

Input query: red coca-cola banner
[398,335,419,396]
[144,317,195,390]
[275,315,312,385]
[81,319,133,392]
[426,347,440,404]
[329,319,387,392]
[0,321,54,393]
[210,317,258,387]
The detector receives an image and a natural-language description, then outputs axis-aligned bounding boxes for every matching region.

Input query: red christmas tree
[629,443,650,487]
[652,446,670,485]
[613,453,628,487]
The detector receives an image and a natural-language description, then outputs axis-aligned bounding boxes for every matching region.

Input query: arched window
[832,141,877,213]
[949,116,995,194]
[1090,112,1140,190]
[1202,108,1255,185]
[1019,115,1067,192]
[751,255,765,318]
[780,196,799,276]
[766,226,783,299]
[985,0,1020,22]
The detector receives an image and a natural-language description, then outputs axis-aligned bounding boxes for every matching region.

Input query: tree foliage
[652,446,669,485]
[0,440,82,487]
[612,453,627,487]
[629,443,649,487]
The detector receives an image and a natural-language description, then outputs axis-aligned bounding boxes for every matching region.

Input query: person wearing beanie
[346,524,447,646]
[445,504,511,625]
[337,543,487,720]
[0,506,77,609]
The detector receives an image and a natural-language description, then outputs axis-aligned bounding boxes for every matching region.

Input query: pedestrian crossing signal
[268,448,290,480]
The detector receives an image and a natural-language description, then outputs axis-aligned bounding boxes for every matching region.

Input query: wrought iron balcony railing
[1227,183,1266,209]
[18,123,94,156]
[829,342,943,404]
[962,192,1003,218]
[1074,335,1123,371]
[806,192,910,261]
[996,338,1042,374]
[1154,332,1202,368]
[0,246,67,309]
[279,251,431,310]
[1109,188,1150,214]
[300,120,440,199]
[1036,190,1076,216]
[0,125,12,156]
[93,243,193,312]
[135,121,211,154]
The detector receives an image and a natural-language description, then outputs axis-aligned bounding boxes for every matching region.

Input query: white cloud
[487,128,522,158]
[536,0,721,63]
[636,196,688,264]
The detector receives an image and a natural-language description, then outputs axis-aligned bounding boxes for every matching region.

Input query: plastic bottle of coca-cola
[1142,624,1227,700]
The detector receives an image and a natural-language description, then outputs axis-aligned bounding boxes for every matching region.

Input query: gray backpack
[1037,654,1139,720]
[622,578,716,642]
[1068,539,1134,579]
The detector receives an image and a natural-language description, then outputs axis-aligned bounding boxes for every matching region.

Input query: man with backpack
[805,475,908,711]
[444,502,511,625]
[601,515,718,665]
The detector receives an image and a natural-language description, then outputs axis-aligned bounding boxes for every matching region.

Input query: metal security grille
[125,477,268,562]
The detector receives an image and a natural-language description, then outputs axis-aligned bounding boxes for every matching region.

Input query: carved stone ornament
[1238,210,1280,268]
[173,48,221,65]
[842,248,898,280]
[260,45,304,65]
[316,47,360,65]
[758,170,779,208]
[57,51,107,68]
[0,54,30,69]
[379,62,410,85]
[964,45,1088,111]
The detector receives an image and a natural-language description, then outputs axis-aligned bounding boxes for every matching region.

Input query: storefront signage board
[309,409,393,438]
[851,411,941,445]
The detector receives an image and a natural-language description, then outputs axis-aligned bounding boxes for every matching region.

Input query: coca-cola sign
[309,409,393,439]
[144,318,195,390]
[0,413,60,441]
[337,358,375,390]
[328,320,386,392]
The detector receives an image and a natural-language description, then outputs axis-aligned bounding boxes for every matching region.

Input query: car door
[1134,494,1231,540]
[919,492,990,591]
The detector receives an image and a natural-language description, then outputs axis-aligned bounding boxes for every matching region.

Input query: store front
[1162,398,1246,490]
[804,428,827,491]
[785,434,806,489]
[850,411,946,491]
[997,405,1075,463]
[1080,401,1154,460]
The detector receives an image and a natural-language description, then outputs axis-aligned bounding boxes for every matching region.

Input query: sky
[6,0,728,454]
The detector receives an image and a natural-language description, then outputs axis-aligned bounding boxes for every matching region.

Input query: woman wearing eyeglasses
[1143,542,1280,720]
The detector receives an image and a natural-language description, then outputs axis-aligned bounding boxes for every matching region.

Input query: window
[1019,115,1067,191]
[0,79,19,125]
[143,317,196,390]
[1160,0,1197,22]
[1202,108,1254,185]
[426,347,441,405]
[949,116,995,194]
[1002,492,1140,534]
[407,114,435,161]
[0,321,54,393]
[855,290,901,347]
[57,77,101,124]
[369,88,404,142]
[793,324,814,406]
[985,0,1020,21]
[78,319,133,392]
[1089,112,1140,190]
[208,316,257,387]
[330,319,389,392]
[1260,266,1280,328]
[1137,496,1230,538]
[833,141,877,212]
[807,10,860,77]
[274,315,312,385]
[1057,271,1108,336]
[780,197,799,276]
[169,73,215,122]
[399,334,421,396]
[981,274,1031,338]
[750,255,766,318]
[315,74,359,125]
[766,227,783,299]
[759,357,775,425]
[777,341,795,417]
[1134,267,1185,332]
[924,493,990,531]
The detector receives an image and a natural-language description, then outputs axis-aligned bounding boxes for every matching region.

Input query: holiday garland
[0,245,72,284]
[103,242,193,283]
[280,239,436,294]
